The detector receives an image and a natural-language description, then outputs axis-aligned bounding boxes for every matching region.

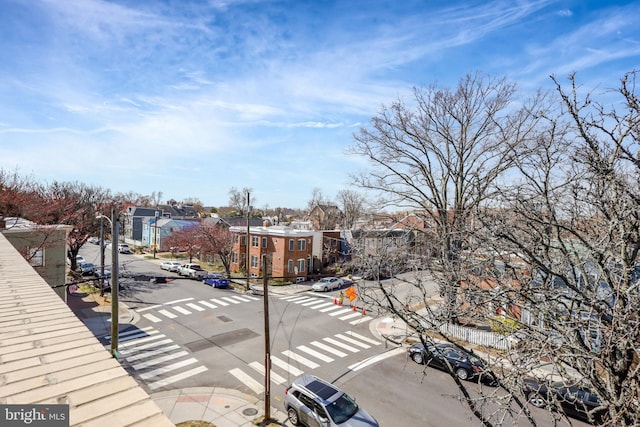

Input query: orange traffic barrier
[352,305,356,311]
[334,298,337,305]
[362,307,366,315]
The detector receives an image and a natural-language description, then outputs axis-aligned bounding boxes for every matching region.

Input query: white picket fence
[438,323,510,350]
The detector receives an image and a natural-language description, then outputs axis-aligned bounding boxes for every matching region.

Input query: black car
[522,378,607,424]
[408,342,494,383]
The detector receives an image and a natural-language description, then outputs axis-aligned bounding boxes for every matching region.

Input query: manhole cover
[243,408,258,416]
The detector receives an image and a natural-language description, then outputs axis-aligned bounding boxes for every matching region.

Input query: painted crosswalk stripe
[118,339,173,356]
[319,305,341,313]
[159,309,178,319]
[148,365,208,391]
[230,295,252,302]
[348,347,406,372]
[310,341,347,358]
[282,350,320,369]
[339,312,363,321]
[230,368,264,394]
[137,304,162,313]
[335,334,371,349]
[172,306,192,315]
[125,344,180,362]
[210,298,229,307]
[142,313,162,323]
[282,296,309,302]
[222,297,241,304]
[248,361,287,385]
[279,295,301,301]
[344,331,381,345]
[301,299,324,306]
[349,315,372,325]
[119,333,165,348]
[198,300,218,309]
[308,301,334,309]
[186,303,205,311]
[245,295,260,301]
[104,326,154,341]
[296,345,334,363]
[271,356,304,376]
[132,351,189,370]
[166,297,194,305]
[139,357,199,380]
[323,337,359,353]
[118,329,159,343]
[329,308,353,317]
[292,297,315,304]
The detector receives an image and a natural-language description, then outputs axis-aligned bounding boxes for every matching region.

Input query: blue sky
[0,0,638,209]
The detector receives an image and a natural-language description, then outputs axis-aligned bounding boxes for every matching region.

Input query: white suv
[117,244,132,254]
[284,374,378,427]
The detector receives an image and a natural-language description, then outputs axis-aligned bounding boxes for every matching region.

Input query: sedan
[77,262,96,276]
[408,342,495,383]
[160,261,182,272]
[522,378,607,424]
[312,277,343,292]
[203,273,230,288]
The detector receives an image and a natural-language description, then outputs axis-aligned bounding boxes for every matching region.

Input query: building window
[251,255,259,268]
[231,251,238,263]
[28,247,44,267]
[296,258,305,273]
[288,259,294,273]
[262,237,267,248]
[289,239,294,251]
[240,235,246,245]
[252,236,259,247]
[297,239,306,251]
[233,234,238,244]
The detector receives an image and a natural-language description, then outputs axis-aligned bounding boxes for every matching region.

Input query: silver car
[312,277,343,292]
[284,374,378,427]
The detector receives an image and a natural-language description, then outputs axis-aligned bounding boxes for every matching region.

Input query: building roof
[0,233,172,426]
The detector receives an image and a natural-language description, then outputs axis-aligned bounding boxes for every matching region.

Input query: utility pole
[110,209,120,359]
[245,191,251,291]
[99,216,105,293]
[262,254,271,421]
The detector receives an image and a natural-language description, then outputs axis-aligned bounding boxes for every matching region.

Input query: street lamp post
[153,211,160,259]
[97,210,120,359]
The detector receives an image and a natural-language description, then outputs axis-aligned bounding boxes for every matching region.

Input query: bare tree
[336,189,367,230]
[228,187,255,217]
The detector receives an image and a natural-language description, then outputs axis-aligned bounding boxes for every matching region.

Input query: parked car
[74,255,86,266]
[407,342,495,384]
[160,261,182,272]
[312,277,343,292]
[87,236,99,244]
[117,244,132,254]
[94,267,111,279]
[284,374,379,427]
[77,262,96,276]
[203,273,230,288]
[522,378,608,424]
[177,263,207,279]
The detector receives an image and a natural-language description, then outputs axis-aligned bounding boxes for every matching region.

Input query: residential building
[142,217,199,252]
[307,204,342,230]
[229,224,314,282]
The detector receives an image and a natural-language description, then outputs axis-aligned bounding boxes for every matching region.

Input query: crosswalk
[229,331,382,394]
[279,295,373,325]
[136,295,260,323]
[104,326,207,391]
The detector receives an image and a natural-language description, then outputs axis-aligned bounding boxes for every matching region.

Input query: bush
[490,316,520,335]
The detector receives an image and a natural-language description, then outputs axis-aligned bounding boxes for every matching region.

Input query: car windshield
[320,278,332,283]
[324,392,359,424]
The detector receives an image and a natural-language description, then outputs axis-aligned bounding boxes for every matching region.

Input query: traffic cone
[352,304,357,311]
[362,307,366,315]
[338,299,342,306]
[334,298,337,305]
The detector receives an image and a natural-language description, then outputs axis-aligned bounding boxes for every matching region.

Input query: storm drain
[184,328,260,352]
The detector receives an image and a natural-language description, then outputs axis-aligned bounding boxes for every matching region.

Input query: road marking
[310,341,347,358]
[210,298,229,306]
[137,305,162,313]
[271,356,304,376]
[148,365,208,391]
[319,305,341,313]
[132,351,189,370]
[282,296,309,302]
[186,303,205,311]
[230,368,264,394]
[118,339,173,356]
[221,297,241,304]
[142,313,162,323]
[301,299,323,306]
[104,326,154,341]
[125,344,180,362]
[309,301,335,309]
[172,306,192,315]
[230,295,252,302]
[292,297,315,304]
[166,298,194,305]
[339,312,362,321]
[198,300,218,309]
[328,308,353,317]
[296,345,334,363]
[281,350,320,369]
[245,295,260,301]
[349,315,372,325]
[249,361,287,385]
[343,331,381,345]
[119,333,165,348]
[335,334,371,349]
[159,309,177,319]
[139,357,199,380]
[322,337,359,353]
[348,347,406,371]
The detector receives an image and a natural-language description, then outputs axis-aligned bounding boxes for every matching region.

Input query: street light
[153,211,160,259]
[96,210,120,359]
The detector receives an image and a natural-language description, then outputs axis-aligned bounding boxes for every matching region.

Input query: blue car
[203,273,230,288]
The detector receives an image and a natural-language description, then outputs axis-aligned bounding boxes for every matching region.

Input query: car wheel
[455,368,469,380]
[527,393,546,408]
[287,408,300,426]
[411,352,424,364]
[324,287,329,292]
